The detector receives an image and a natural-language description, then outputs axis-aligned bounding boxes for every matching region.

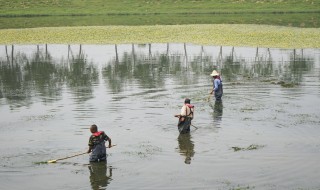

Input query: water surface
[0,44,320,189]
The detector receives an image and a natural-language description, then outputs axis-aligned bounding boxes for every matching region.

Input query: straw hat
[210,70,219,76]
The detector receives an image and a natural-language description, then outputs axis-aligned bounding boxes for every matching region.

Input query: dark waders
[215,83,223,101]
[178,117,192,134]
[90,141,107,162]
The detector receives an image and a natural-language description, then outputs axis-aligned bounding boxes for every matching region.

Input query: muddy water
[0,44,319,190]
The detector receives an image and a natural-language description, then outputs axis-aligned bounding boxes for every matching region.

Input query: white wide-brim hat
[210,70,219,76]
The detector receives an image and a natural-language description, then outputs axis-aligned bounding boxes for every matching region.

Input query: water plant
[231,144,265,151]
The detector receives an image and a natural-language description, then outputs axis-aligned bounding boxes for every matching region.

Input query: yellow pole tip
[47,160,57,163]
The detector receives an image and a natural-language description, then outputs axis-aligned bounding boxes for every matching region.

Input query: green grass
[1,24,319,48]
[1,0,319,47]
[0,0,319,17]
[0,13,319,29]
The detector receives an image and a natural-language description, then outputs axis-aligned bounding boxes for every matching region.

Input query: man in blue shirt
[209,70,223,101]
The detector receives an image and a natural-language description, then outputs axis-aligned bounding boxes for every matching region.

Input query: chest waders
[215,82,223,101]
[90,137,107,162]
[178,106,193,134]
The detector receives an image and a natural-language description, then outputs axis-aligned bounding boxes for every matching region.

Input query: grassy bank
[0,0,319,17]
[1,25,319,48]
[1,13,319,29]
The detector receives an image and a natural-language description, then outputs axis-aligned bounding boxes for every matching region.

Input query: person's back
[181,103,194,120]
[175,98,195,134]
[87,124,112,162]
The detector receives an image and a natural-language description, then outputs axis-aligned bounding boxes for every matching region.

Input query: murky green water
[1,44,320,189]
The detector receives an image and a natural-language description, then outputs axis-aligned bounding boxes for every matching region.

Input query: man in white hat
[209,70,223,101]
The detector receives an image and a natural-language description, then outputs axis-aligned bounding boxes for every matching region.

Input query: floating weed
[280,82,298,88]
[271,81,298,88]
[220,180,255,190]
[261,78,277,83]
[24,114,55,121]
[231,185,255,190]
[232,144,265,152]
[122,141,162,158]
[240,107,260,112]
[291,113,320,126]
[1,24,319,48]
[229,82,244,85]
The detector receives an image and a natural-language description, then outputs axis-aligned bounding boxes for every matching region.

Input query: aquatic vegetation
[280,82,297,88]
[24,114,55,121]
[221,180,255,190]
[122,141,162,158]
[271,81,298,88]
[291,113,320,126]
[1,24,319,48]
[232,144,265,152]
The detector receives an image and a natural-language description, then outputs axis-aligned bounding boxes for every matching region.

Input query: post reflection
[177,133,195,164]
[88,162,113,190]
[0,44,316,107]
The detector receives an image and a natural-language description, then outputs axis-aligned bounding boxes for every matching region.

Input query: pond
[0,44,320,189]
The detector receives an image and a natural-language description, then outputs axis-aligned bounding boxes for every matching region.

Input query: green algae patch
[1,24,320,48]
[232,144,265,152]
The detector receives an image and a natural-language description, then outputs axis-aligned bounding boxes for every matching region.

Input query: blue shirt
[213,78,221,92]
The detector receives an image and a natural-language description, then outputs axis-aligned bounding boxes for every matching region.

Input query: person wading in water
[87,124,112,162]
[174,98,195,134]
[209,70,223,101]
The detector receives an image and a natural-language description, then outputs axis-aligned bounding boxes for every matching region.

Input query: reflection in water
[0,44,98,107]
[0,44,316,106]
[102,43,172,93]
[281,49,314,83]
[211,100,223,127]
[88,162,112,190]
[66,45,99,102]
[177,133,195,164]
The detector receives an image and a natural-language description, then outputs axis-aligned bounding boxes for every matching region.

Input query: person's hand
[108,144,112,148]
[87,150,91,153]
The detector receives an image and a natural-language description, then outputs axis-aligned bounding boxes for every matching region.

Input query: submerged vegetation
[1,24,319,48]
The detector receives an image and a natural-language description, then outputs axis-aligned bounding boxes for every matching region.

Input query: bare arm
[107,137,112,148]
[87,146,92,153]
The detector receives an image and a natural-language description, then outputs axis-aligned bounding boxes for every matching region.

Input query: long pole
[47,145,116,163]
[47,152,87,163]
